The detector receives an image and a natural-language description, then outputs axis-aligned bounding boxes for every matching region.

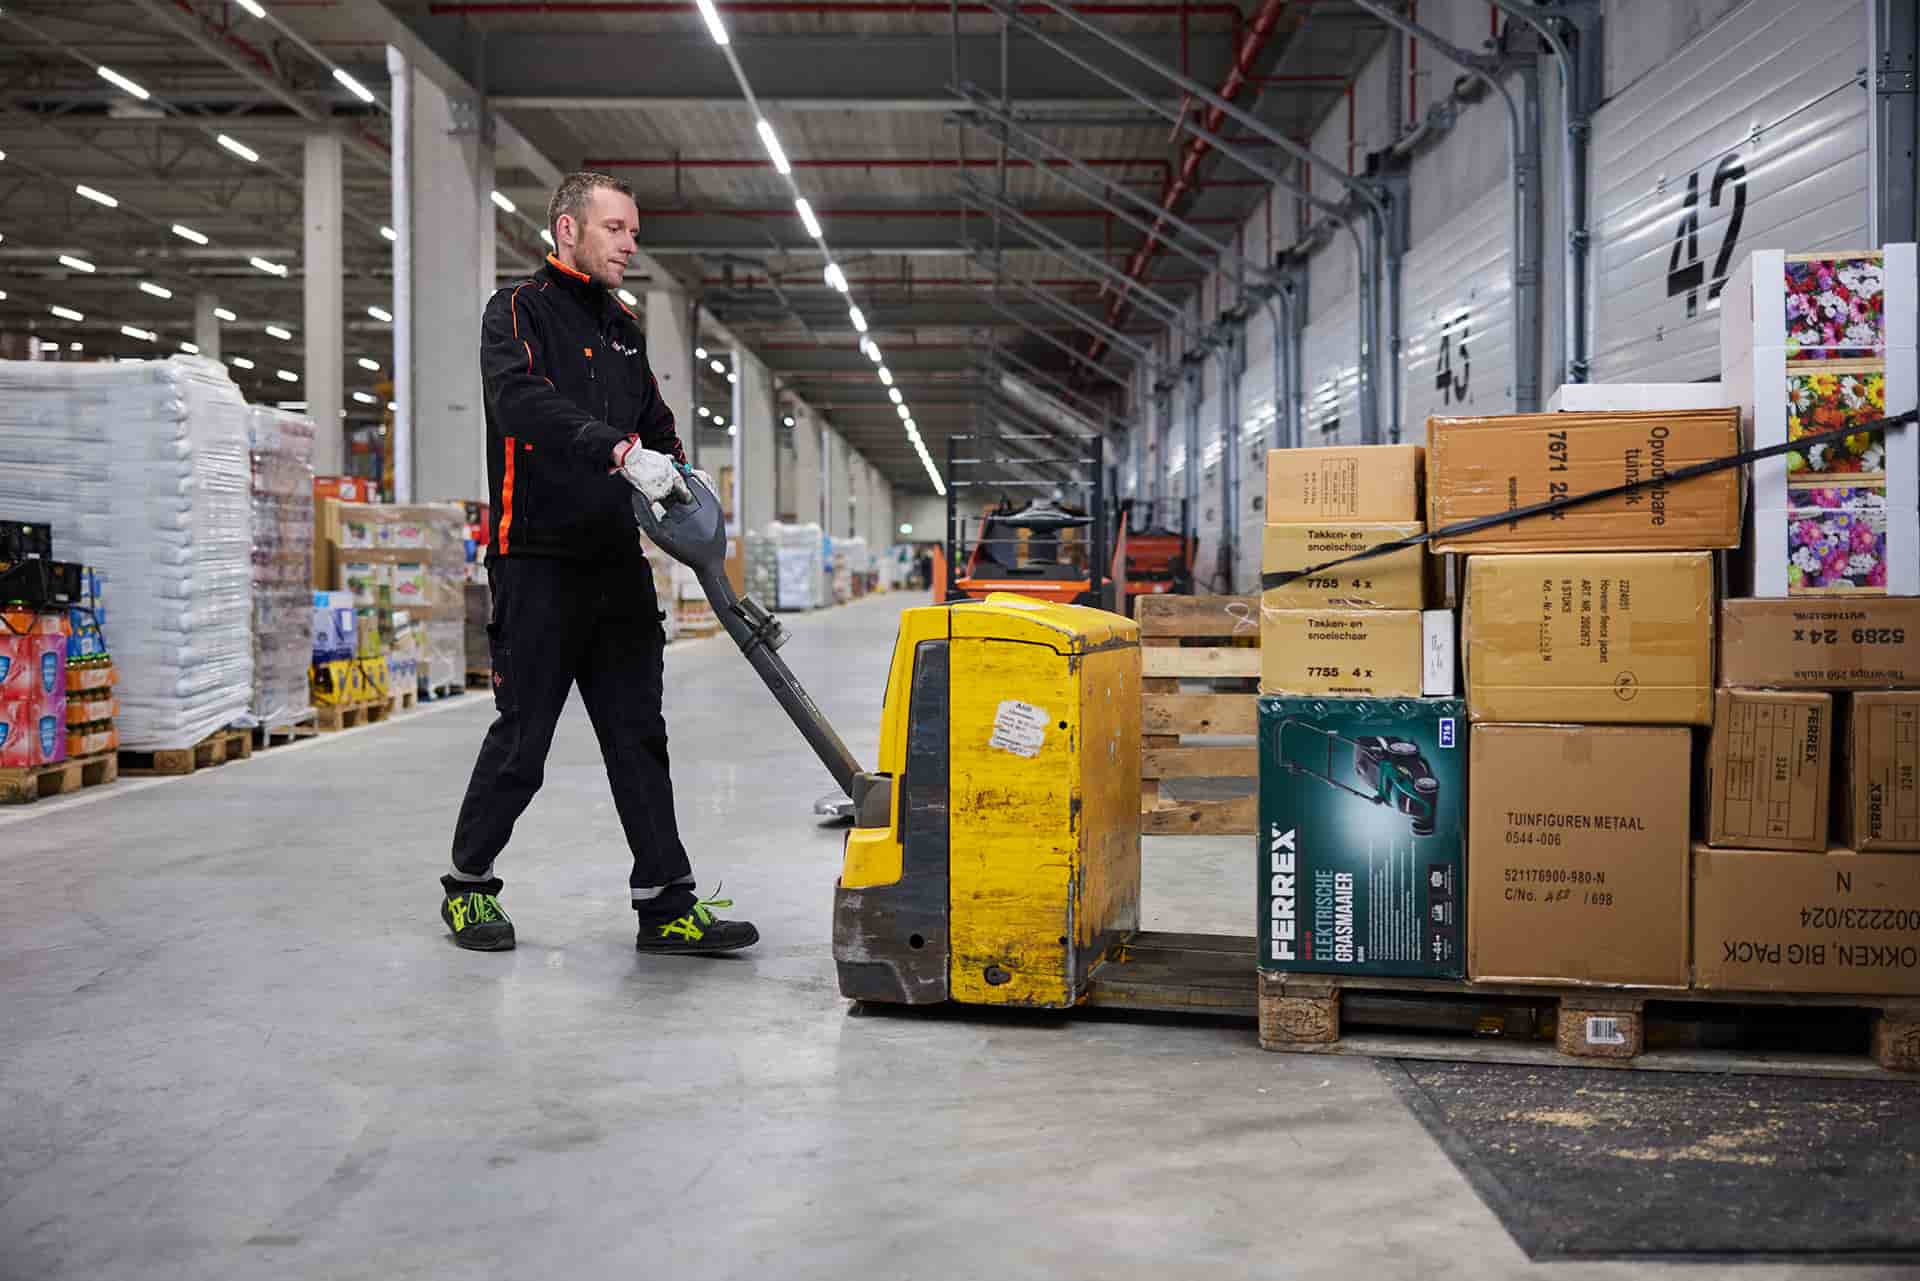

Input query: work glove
[615,441,692,515]
[689,468,718,500]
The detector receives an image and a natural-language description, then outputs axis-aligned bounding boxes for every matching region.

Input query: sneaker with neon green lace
[635,893,758,955]
[440,875,516,951]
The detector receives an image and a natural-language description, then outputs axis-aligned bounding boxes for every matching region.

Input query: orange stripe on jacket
[499,435,517,554]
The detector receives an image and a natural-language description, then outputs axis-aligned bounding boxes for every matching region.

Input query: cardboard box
[390,562,431,611]
[1260,522,1425,610]
[1546,383,1734,414]
[1464,552,1715,725]
[1469,725,1692,987]
[339,561,390,609]
[1692,846,1920,996]
[1704,689,1832,851]
[312,591,357,664]
[1718,246,1916,364]
[1841,691,1920,850]
[1265,445,1423,523]
[1719,596,1920,689]
[1260,609,1425,698]
[1259,696,1467,978]
[1427,409,1743,553]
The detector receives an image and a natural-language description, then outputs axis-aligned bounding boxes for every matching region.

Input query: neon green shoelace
[660,892,732,939]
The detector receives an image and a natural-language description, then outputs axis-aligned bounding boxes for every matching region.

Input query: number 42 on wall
[1666,153,1749,319]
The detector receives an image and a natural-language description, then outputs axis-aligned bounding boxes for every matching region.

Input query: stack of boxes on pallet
[1257,243,1920,1026]
[1,521,115,770]
[319,501,471,703]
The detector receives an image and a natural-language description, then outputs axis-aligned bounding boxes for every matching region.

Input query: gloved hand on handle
[689,468,718,500]
[614,440,692,518]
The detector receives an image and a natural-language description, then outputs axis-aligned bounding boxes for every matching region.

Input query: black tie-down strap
[1259,410,1920,592]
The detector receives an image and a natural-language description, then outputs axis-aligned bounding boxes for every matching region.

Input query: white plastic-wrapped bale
[0,357,253,749]
[769,521,824,611]
[247,406,316,729]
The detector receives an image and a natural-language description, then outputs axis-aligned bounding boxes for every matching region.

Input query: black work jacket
[480,254,685,562]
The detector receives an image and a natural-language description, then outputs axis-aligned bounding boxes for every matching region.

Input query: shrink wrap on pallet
[247,406,316,729]
[0,358,252,749]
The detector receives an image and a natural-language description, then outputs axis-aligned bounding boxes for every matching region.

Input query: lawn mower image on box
[1275,719,1441,836]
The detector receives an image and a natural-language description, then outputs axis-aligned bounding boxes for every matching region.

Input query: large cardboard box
[1704,689,1831,851]
[1427,409,1743,553]
[1692,846,1920,996]
[1840,691,1920,850]
[1260,522,1425,610]
[1718,596,1920,689]
[1259,696,1467,978]
[1266,445,1422,523]
[1260,609,1424,698]
[1469,724,1692,987]
[1464,552,1715,725]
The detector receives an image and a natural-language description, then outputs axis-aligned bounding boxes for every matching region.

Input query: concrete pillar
[193,291,221,361]
[734,348,777,536]
[396,59,491,504]
[303,130,345,474]
[789,408,821,527]
[646,287,693,460]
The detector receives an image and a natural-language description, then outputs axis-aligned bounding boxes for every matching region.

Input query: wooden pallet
[118,727,253,777]
[313,700,382,732]
[1137,595,1260,836]
[1258,970,1920,1079]
[391,688,418,714]
[0,750,119,805]
[253,718,318,750]
[465,669,491,689]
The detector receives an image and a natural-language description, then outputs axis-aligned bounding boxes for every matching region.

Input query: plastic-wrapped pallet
[743,531,779,604]
[769,521,823,611]
[0,357,252,750]
[247,406,316,729]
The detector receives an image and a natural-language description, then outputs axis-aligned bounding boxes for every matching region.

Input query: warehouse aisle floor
[0,594,1909,1281]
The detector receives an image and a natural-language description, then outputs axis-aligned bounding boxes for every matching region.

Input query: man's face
[561,186,640,289]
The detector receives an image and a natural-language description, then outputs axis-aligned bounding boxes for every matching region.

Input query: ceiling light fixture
[490,190,516,214]
[695,346,708,360]
[862,339,882,363]
[353,391,378,405]
[264,324,292,341]
[712,415,726,428]
[755,120,791,175]
[180,341,200,354]
[848,305,868,333]
[138,281,172,299]
[783,415,796,427]
[697,406,711,418]
[794,198,822,239]
[692,0,730,45]
[231,356,255,370]
[49,305,85,322]
[380,225,397,242]
[358,357,380,371]
[276,369,299,383]
[75,183,119,208]
[214,307,238,322]
[236,0,267,15]
[888,387,903,405]
[250,255,288,277]
[171,223,209,245]
[710,358,726,374]
[97,66,150,101]
[120,325,158,342]
[617,288,638,307]
[824,263,848,293]
[540,228,555,247]
[877,366,893,386]
[217,134,260,163]
[896,404,911,420]
[58,254,95,273]
[333,68,377,104]
[368,305,393,323]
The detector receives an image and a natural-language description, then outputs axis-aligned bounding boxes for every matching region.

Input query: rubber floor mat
[1388,1060,1920,1261]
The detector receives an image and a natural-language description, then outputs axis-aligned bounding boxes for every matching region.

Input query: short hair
[547,171,636,246]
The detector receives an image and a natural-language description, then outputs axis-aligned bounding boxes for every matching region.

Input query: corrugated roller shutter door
[1400,184,1518,440]
[1589,0,1869,382]
[1301,295,1364,446]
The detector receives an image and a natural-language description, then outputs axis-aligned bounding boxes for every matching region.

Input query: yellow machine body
[832,594,1142,1008]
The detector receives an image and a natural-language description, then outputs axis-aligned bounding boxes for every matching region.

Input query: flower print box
[1719,246,1915,364]
[1755,491,1919,597]
[1745,354,1919,513]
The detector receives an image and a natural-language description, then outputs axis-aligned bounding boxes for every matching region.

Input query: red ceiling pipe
[1091,0,1293,364]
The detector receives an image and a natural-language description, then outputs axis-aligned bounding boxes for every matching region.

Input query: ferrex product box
[1259,696,1467,978]
[1260,522,1425,610]
[1718,597,1920,689]
[1427,409,1743,553]
[1469,725,1692,987]
[1693,846,1920,996]
[1266,445,1422,523]
[1704,689,1832,851]
[1464,552,1715,725]
[1260,609,1424,697]
[1840,691,1920,850]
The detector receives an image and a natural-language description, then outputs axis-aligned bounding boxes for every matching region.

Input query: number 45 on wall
[1666,153,1749,319]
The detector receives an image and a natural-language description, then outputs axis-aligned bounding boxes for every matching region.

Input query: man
[439,171,758,957]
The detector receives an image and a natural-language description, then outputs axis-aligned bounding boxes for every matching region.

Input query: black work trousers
[450,555,697,923]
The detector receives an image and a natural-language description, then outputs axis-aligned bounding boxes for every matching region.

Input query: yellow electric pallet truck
[637,474,1251,1014]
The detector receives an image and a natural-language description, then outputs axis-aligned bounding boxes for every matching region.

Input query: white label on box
[989,700,1049,758]
[1423,610,1457,698]
[1585,1016,1627,1046]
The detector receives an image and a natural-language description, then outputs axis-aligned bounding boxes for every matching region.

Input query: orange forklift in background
[939,431,1116,611]
[1112,497,1197,616]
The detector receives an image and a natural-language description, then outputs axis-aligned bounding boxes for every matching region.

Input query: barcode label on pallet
[1585,1016,1626,1046]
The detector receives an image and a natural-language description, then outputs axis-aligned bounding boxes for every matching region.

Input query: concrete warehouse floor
[0,593,1910,1281]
